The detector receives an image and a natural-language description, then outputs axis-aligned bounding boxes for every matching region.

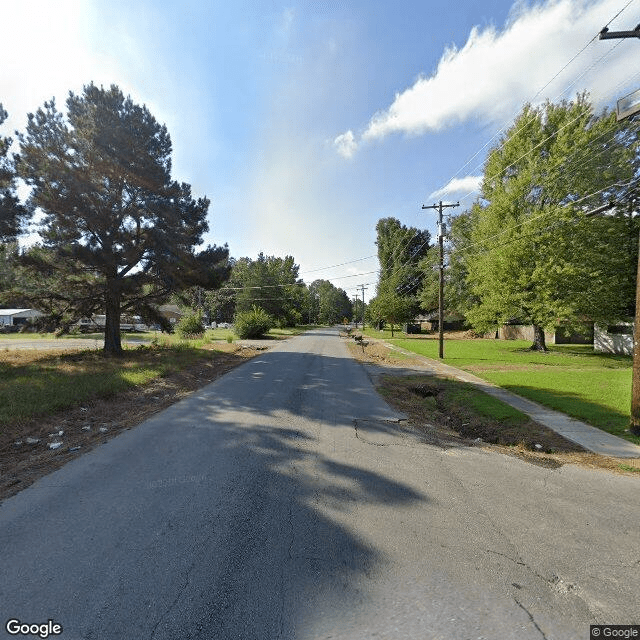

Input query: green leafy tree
[376,217,431,297]
[368,278,416,336]
[234,253,304,327]
[16,84,229,353]
[464,95,638,350]
[308,279,352,325]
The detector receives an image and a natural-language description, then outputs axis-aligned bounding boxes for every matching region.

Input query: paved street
[1,328,639,639]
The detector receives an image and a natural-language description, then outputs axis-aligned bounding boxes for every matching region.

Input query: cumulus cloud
[333,130,357,158]
[429,175,483,200]
[337,0,640,153]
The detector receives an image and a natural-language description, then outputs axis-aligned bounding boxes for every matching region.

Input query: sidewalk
[382,342,640,459]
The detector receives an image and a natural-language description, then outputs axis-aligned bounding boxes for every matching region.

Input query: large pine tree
[17,84,229,353]
[0,104,28,242]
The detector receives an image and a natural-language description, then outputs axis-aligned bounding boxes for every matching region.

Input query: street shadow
[0,330,436,639]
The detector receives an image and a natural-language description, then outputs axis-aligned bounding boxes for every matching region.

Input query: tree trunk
[530,324,548,352]
[104,277,122,355]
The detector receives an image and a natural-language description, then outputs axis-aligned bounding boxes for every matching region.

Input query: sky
[1,0,639,301]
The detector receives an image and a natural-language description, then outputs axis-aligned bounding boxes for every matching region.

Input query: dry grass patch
[0,343,261,502]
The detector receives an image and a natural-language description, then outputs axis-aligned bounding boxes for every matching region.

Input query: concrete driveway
[0,328,638,639]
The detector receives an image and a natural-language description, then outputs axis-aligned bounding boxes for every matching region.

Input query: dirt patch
[346,338,427,368]
[0,343,261,503]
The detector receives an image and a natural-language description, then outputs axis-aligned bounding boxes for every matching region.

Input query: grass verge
[363,332,638,445]
[377,374,580,453]
[0,343,218,427]
[0,342,260,502]
[376,373,640,474]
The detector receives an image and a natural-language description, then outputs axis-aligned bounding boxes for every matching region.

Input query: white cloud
[333,129,357,158]
[0,1,96,131]
[339,0,640,151]
[429,175,482,200]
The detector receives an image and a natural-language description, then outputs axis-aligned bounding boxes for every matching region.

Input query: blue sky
[2,0,639,300]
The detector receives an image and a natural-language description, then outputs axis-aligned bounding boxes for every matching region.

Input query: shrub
[176,310,205,338]
[234,306,274,339]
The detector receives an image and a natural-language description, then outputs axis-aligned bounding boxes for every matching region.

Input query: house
[0,309,44,326]
[419,312,466,333]
[494,321,593,345]
[594,323,634,356]
[158,304,183,325]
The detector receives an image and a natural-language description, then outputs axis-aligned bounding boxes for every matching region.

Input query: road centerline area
[1,328,638,639]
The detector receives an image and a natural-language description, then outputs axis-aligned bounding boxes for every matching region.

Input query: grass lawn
[0,325,315,427]
[0,343,216,426]
[363,330,637,445]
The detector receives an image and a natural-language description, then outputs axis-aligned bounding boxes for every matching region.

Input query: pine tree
[16,84,228,353]
[0,105,28,242]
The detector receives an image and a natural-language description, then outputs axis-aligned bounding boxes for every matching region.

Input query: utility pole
[357,284,368,331]
[422,200,460,358]
[597,25,640,435]
[599,24,640,40]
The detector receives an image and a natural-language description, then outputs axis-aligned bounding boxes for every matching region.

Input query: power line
[435,0,638,203]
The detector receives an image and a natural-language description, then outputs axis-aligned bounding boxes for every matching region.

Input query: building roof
[0,309,39,316]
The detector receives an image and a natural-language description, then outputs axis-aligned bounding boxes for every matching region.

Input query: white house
[0,309,44,326]
[594,323,634,356]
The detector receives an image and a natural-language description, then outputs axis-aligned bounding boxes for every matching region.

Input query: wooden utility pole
[358,284,368,330]
[422,201,459,358]
[599,24,640,40]
[597,25,640,434]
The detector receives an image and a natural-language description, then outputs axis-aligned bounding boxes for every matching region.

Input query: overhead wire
[439,0,638,202]
[216,2,639,303]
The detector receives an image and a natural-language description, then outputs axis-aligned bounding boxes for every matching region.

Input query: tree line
[368,94,639,350]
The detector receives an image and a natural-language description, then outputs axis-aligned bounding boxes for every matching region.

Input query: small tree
[369,283,417,337]
[234,305,274,339]
[17,84,229,354]
[176,310,205,338]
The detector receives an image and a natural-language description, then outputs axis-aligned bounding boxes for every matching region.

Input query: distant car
[218,322,231,329]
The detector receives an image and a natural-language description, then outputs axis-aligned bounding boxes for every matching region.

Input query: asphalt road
[1,328,639,639]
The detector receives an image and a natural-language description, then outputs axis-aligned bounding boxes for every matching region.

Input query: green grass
[0,344,211,426]
[365,333,638,445]
[448,384,529,422]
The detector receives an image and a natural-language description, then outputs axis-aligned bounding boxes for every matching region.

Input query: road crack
[149,559,196,640]
[514,598,550,640]
[353,418,419,447]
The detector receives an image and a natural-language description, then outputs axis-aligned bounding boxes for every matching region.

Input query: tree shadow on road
[1,342,440,639]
